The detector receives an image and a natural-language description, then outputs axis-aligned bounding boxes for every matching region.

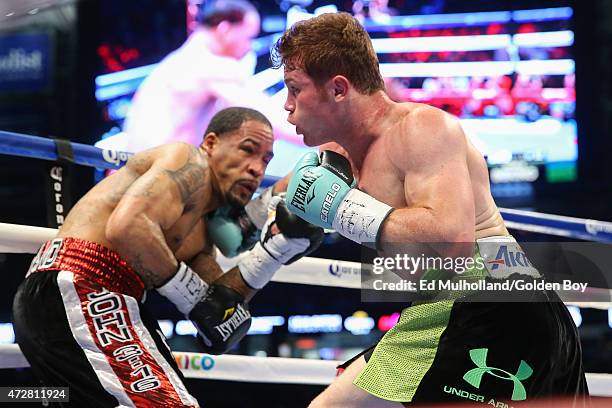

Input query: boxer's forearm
[187,252,224,284]
[212,267,258,302]
[380,207,475,257]
[107,213,178,288]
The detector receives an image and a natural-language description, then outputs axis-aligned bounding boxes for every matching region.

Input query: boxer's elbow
[106,216,133,249]
[438,221,475,259]
[106,211,155,250]
[442,224,474,243]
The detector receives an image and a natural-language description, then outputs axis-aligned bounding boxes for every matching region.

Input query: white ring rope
[1,222,610,309]
[1,222,611,397]
[0,344,338,385]
[0,223,58,254]
[0,344,610,396]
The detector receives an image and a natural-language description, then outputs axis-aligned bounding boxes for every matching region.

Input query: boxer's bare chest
[356,134,412,209]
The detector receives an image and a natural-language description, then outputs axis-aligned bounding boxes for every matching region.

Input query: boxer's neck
[196,146,224,214]
[336,90,395,170]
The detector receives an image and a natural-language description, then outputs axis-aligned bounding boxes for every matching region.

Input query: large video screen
[94,3,577,193]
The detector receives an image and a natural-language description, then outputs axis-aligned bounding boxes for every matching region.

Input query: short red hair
[272,12,385,95]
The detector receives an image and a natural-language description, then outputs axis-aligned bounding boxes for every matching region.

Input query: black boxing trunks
[12,238,199,407]
[341,237,589,406]
[339,299,589,407]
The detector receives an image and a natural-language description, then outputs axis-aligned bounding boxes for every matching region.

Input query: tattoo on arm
[123,173,160,199]
[131,255,162,289]
[127,155,148,169]
[164,149,205,203]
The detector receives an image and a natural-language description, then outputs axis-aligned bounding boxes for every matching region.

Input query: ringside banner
[0,32,52,92]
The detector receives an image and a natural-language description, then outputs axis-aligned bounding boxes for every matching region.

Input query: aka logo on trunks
[463,348,532,401]
[290,170,320,212]
[87,290,162,392]
[443,348,533,404]
[487,245,532,270]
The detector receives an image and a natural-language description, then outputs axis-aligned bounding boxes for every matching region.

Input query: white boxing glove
[156,262,209,314]
[238,197,324,289]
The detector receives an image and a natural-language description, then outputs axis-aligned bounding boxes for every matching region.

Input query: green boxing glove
[286,150,394,248]
[207,186,276,258]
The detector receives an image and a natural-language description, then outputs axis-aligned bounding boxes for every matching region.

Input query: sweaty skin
[346,102,507,242]
[58,144,217,287]
[283,65,511,408]
[58,120,274,298]
[284,68,508,251]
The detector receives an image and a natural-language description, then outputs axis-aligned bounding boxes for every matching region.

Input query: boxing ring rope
[0,343,609,396]
[0,344,339,385]
[2,130,612,243]
[1,130,612,397]
[2,221,610,310]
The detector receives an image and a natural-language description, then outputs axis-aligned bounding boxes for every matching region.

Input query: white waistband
[476,235,516,244]
[476,236,540,279]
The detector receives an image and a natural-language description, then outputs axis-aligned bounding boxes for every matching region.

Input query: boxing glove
[286,150,393,248]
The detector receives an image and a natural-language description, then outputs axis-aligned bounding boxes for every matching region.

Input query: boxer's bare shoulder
[58,143,212,254]
[123,143,209,205]
[384,103,507,238]
[386,103,466,168]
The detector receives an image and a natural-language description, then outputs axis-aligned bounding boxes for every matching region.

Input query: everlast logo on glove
[290,170,320,212]
[215,303,251,342]
[189,284,252,354]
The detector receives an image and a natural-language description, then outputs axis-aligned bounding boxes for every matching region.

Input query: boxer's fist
[208,186,277,258]
[237,198,324,289]
[208,205,259,258]
[261,199,324,265]
[286,151,354,229]
[287,150,394,247]
[189,284,251,355]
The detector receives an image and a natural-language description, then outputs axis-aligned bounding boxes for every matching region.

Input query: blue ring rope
[0,130,131,170]
[1,130,611,243]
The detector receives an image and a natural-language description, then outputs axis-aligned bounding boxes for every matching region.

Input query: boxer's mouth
[236,181,257,195]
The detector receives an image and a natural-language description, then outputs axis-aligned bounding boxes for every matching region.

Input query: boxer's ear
[331,75,350,101]
[202,132,219,155]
